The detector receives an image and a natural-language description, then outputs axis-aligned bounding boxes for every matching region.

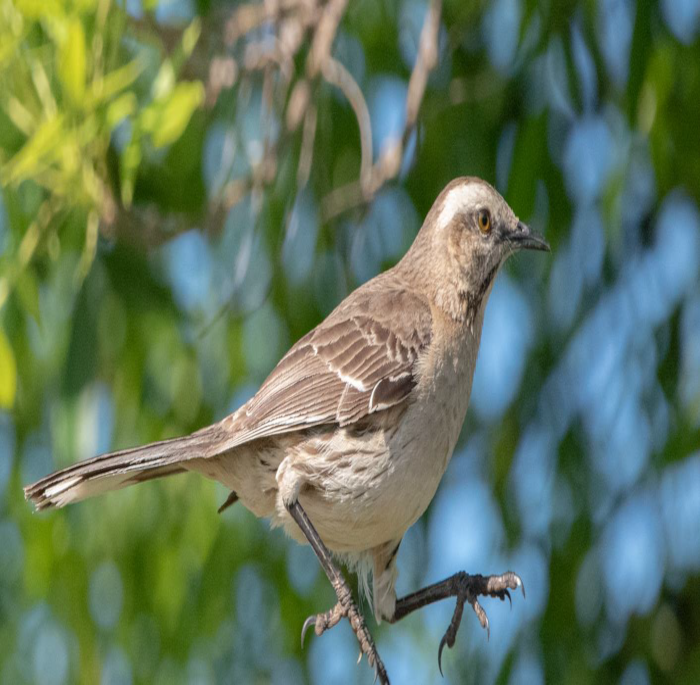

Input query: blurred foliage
[0,0,203,318]
[1,0,700,684]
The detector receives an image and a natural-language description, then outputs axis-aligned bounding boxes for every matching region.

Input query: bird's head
[402,177,550,322]
[432,176,549,282]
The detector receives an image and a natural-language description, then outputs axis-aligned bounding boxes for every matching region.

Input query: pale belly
[191,399,464,554]
[281,364,472,553]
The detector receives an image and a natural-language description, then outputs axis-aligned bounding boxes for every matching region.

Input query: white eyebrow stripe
[437,184,486,230]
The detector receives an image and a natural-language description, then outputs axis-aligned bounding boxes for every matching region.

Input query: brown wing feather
[221,286,433,447]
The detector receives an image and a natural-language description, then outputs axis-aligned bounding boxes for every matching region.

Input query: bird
[25,176,550,684]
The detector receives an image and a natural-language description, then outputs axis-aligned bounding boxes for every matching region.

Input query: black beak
[508,221,550,252]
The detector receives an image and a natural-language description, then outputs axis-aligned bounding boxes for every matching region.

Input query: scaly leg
[285,499,389,685]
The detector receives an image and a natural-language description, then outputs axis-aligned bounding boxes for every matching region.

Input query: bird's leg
[389,570,524,674]
[285,499,389,685]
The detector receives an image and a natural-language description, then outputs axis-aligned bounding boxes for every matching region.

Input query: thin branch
[321,57,373,192]
[114,0,440,246]
[321,0,442,222]
[225,0,283,45]
[405,0,442,131]
[297,105,318,189]
[307,0,348,77]
[205,56,238,106]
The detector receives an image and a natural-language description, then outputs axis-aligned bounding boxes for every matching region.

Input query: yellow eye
[478,210,491,233]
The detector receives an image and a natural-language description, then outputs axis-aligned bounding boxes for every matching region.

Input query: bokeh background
[1,0,700,683]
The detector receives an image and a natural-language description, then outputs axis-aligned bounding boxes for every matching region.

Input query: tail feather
[24,423,228,511]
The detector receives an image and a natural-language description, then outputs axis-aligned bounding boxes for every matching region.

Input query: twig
[405,0,441,131]
[307,0,349,77]
[321,57,373,192]
[225,0,281,45]
[320,0,442,222]
[115,0,439,246]
[297,105,318,189]
[206,56,238,106]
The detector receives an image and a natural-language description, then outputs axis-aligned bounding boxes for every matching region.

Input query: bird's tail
[24,423,229,511]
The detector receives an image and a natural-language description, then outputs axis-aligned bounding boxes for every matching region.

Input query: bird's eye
[478,210,491,233]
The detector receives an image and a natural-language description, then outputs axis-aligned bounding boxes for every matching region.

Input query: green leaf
[6,97,36,137]
[181,19,201,59]
[88,60,143,106]
[0,326,17,409]
[59,19,87,105]
[151,61,175,101]
[1,114,65,184]
[147,81,204,149]
[120,136,141,207]
[0,33,22,70]
[106,92,137,130]
[16,0,63,19]
[15,270,41,323]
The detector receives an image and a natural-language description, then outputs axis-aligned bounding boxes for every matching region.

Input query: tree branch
[114,0,441,247]
[320,0,442,222]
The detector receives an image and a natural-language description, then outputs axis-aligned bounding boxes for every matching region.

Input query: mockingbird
[26,176,549,683]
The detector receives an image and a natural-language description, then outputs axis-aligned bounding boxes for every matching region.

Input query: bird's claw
[299,600,389,683]
[503,571,525,599]
[435,570,523,674]
[300,615,316,648]
[471,597,490,637]
[437,633,450,676]
[300,602,346,648]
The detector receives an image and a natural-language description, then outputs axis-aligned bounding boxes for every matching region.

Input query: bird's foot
[301,592,389,684]
[300,601,346,646]
[285,499,389,682]
[437,570,524,674]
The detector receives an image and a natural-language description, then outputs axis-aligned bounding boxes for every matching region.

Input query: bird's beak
[508,221,550,252]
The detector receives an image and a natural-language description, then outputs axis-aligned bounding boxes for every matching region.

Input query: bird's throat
[457,264,499,327]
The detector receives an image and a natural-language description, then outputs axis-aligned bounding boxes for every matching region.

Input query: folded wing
[220,287,433,447]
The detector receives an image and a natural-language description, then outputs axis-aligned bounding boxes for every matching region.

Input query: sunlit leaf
[59,19,87,104]
[120,137,141,206]
[181,18,201,59]
[106,92,137,130]
[151,61,175,100]
[147,81,204,149]
[15,0,63,20]
[1,115,64,184]
[168,19,202,78]
[0,326,17,408]
[30,57,57,117]
[6,96,36,136]
[88,60,143,106]
[0,34,23,70]
[15,270,41,323]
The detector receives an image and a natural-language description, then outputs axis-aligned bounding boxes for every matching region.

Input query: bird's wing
[220,287,433,448]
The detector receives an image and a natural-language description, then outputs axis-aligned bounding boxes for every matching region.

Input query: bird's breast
[382,330,480,533]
